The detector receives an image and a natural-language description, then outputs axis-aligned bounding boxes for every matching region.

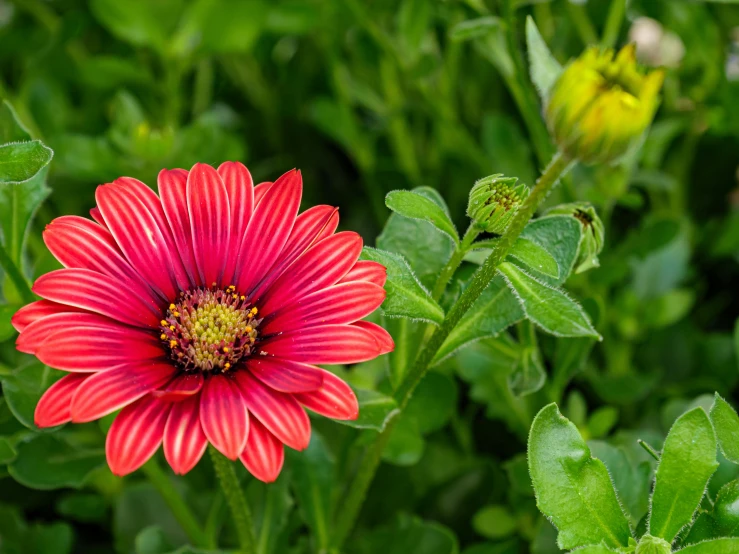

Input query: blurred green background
[2,0,739,553]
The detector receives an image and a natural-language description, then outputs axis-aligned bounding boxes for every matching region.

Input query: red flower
[13,163,392,481]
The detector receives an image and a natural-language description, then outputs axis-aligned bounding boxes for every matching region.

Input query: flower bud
[545,44,664,164]
[467,174,529,234]
[635,535,671,554]
[546,202,604,273]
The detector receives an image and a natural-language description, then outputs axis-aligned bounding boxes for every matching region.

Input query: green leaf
[508,238,559,280]
[377,187,455,289]
[24,521,74,554]
[404,371,458,434]
[569,547,619,554]
[383,415,425,466]
[498,263,600,339]
[385,190,459,244]
[135,525,174,554]
[8,434,105,490]
[361,247,444,324]
[0,141,53,185]
[508,341,546,398]
[520,215,582,286]
[712,479,739,536]
[472,505,517,539]
[335,389,399,432]
[1,362,64,430]
[710,394,739,464]
[0,101,32,143]
[56,493,108,523]
[676,539,739,553]
[435,275,523,363]
[525,16,562,101]
[527,403,632,550]
[289,433,334,551]
[449,17,502,42]
[648,407,719,542]
[247,474,293,554]
[0,436,17,464]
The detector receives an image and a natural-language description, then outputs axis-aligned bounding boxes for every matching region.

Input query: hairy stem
[332,152,573,548]
[141,458,209,548]
[430,226,480,302]
[209,447,256,554]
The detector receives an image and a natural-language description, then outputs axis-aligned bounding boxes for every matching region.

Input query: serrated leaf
[385,190,459,244]
[527,403,632,550]
[520,215,582,286]
[498,262,600,339]
[711,394,739,464]
[676,539,739,553]
[335,389,398,432]
[434,275,523,363]
[8,434,105,490]
[361,247,444,324]
[0,141,53,185]
[648,407,719,542]
[1,362,65,430]
[508,237,559,279]
[525,16,562,101]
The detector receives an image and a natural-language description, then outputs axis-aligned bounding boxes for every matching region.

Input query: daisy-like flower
[12,162,393,482]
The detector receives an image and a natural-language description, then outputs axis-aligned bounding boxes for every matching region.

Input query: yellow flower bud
[546,44,664,164]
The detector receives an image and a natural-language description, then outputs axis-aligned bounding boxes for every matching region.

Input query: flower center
[159,286,260,372]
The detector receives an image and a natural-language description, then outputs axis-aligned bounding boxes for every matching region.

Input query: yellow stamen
[160,334,167,340]
[169,340,177,348]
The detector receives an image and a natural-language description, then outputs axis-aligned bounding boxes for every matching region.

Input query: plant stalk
[430,226,480,302]
[141,458,209,548]
[332,152,573,548]
[209,446,257,554]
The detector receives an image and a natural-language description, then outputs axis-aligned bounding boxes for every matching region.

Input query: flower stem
[208,446,257,554]
[331,152,573,549]
[141,458,208,548]
[430,226,480,302]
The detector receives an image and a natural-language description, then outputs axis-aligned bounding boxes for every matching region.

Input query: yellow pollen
[173,311,180,317]
[169,325,175,331]
[245,326,252,332]
[160,320,167,326]
[224,362,231,370]
[169,304,176,310]
[160,334,167,340]
[240,295,245,300]
[223,347,230,353]
[169,340,178,347]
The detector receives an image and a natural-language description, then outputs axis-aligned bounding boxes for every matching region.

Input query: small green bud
[635,535,671,554]
[467,174,530,234]
[547,202,604,273]
[546,44,665,164]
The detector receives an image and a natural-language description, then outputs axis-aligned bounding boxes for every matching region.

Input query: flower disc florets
[546,44,664,164]
[160,286,261,372]
[467,174,530,234]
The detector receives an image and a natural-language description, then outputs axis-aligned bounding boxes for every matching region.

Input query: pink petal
[258,232,362,313]
[245,357,323,393]
[234,170,302,295]
[113,177,191,292]
[34,373,89,428]
[218,162,254,286]
[71,362,175,422]
[17,312,129,355]
[187,163,231,287]
[352,321,394,354]
[43,216,151,295]
[12,300,84,333]
[106,395,171,476]
[338,260,387,287]
[249,205,339,300]
[89,207,107,228]
[253,182,273,205]
[32,268,160,328]
[35,328,162,372]
[262,282,385,334]
[96,184,179,300]
[199,375,249,460]
[259,324,382,365]
[235,371,310,451]
[240,418,284,483]
[294,369,359,420]
[152,372,203,402]
[159,168,201,287]
[164,395,208,475]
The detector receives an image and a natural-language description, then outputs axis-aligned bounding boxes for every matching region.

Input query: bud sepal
[467,174,530,235]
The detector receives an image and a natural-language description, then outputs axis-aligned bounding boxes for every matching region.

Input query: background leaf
[710,394,739,464]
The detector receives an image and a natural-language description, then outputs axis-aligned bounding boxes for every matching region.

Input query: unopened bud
[546,44,664,164]
[547,202,604,273]
[467,175,529,234]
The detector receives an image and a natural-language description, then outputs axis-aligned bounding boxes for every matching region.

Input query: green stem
[565,1,599,46]
[331,152,573,549]
[602,0,626,48]
[209,447,256,554]
[430,226,480,301]
[204,489,226,549]
[0,243,34,304]
[141,458,208,548]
